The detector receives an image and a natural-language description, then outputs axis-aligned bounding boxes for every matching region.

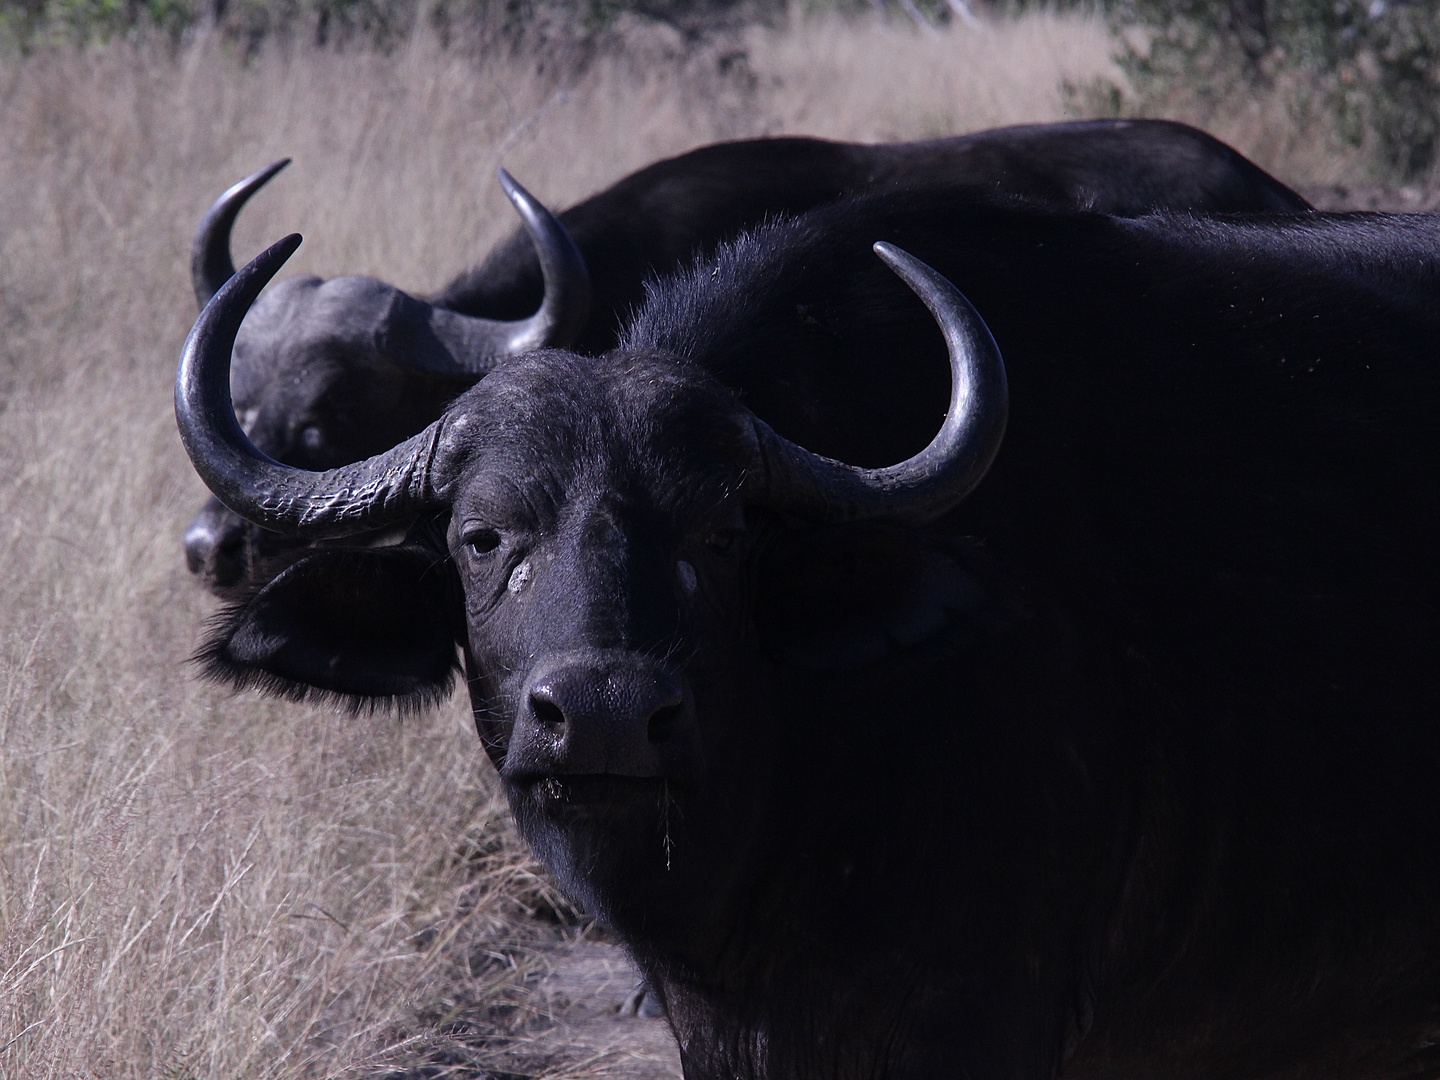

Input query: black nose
[513,654,690,778]
[183,499,248,587]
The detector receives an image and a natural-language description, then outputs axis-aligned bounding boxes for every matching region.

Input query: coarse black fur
[197,190,1440,1080]
[197,538,463,715]
[185,119,1308,591]
[440,120,1310,355]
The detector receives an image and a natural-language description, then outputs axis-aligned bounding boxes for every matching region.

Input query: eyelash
[704,530,737,553]
[466,528,501,557]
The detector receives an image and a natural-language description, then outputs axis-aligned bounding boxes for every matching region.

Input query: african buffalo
[183,119,1310,589]
[178,188,1440,1079]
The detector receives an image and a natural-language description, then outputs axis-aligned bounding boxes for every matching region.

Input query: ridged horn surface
[176,235,448,539]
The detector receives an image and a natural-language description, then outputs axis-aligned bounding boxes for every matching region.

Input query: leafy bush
[0,0,416,49]
[1113,0,1440,180]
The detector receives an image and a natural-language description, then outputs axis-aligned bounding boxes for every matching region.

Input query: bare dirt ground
[499,936,680,1080]
[374,918,683,1080]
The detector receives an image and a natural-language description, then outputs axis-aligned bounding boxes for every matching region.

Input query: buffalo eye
[704,529,741,554]
[465,528,502,558]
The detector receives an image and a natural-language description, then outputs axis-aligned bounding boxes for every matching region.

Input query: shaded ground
[498,936,682,1080]
[387,923,683,1079]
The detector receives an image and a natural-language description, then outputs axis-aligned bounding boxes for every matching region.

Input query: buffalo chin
[507,773,689,923]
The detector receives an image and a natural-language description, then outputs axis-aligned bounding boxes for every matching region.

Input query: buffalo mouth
[509,773,691,858]
[515,773,676,815]
[510,773,688,884]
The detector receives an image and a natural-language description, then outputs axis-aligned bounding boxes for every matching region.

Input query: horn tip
[247,233,303,278]
[497,168,536,210]
[872,242,943,294]
[872,241,911,270]
[243,157,291,194]
[259,158,292,183]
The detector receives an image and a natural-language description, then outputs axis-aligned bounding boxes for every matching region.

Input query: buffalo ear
[197,545,462,712]
[756,522,1011,671]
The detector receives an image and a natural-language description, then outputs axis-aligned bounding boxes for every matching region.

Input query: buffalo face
[431,352,777,917]
[182,274,472,587]
[182,165,590,592]
[179,233,1007,943]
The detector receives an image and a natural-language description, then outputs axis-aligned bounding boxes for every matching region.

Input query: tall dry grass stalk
[0,8,1344,1075]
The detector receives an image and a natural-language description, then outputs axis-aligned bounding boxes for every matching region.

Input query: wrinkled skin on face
[437,351,778,924]
[184,275,471,587]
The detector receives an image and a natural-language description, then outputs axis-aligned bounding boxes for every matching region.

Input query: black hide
[436,120,1310,356]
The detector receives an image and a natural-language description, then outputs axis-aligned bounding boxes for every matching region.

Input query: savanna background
[3,0,1438,1076]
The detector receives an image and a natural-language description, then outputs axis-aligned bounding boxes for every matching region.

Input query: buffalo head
[177,231,1006,919]
[182,164,591,588]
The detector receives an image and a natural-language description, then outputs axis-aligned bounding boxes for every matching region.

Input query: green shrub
[0,0,420,49]
[1113,0,1440,180]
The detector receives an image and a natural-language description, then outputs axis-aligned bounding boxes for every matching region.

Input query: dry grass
[0,7,1396,1076]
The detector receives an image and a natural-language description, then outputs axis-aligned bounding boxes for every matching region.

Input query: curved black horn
[756,243,1008,525]
[191,158,291,310]
[496,167,591,351]
[176,235,449,539]
[417,170,591,373]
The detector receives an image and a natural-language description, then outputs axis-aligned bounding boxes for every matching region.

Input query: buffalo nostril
[514,663,688,778]
[648,702,684,744]
[217,531,245,559]
[184,541,206,575]
[209,532,248,587]
[530,692,567,732]
[183,525,214,575]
